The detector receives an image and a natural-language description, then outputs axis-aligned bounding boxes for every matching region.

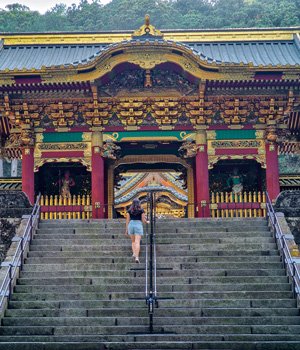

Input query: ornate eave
[0,21,299,85]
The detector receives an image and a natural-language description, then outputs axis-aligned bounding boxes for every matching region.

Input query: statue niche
[98,67,198,97]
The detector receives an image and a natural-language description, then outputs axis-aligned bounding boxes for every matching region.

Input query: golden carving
[207,131,217,140]
[5,132,22,148]
[36,133,44,143]
[83,133,92,142]
[128,53,166,70]
[34,157,91,172]
[37,143,88,151]
[178,141,198,158]
[91,131,103,147]
[208,154,266,169]
[211,140,262,148]
[21,127,35,147]
[132,15,163,38]
[115,154,191,169]
[255,130,265,139]
[94,146,101,154]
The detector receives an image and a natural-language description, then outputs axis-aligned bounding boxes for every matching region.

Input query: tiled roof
[189,40,300,66]
[0,35,300,71]
[0,43,108,70]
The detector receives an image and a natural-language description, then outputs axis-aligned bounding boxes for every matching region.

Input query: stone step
[21,261,284,270]
[21,266,286,278]
[9,298,297,310]
[5,307,299,318]
[28,245,280,256]
[3,315,300,327]
[13,283,292,294]
[38,218,267,227]
[23,257,284,268]
[28,243,278,252]
[16,275,289,285]
[19,268,287,278]
[0,318,300,336]
[0,340,300,350]
[2,334,300,344]
[2,217,299,350]
[10,290,294,301]
[31,237,275,245]
[27,251,281,262]
[36,227,270,234]
[35,231,272,238]
[37,224,269,231]
[36,225,270,237]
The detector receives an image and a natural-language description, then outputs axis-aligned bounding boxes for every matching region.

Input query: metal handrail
[0,194,41,316]
[145,198,149,298]
[266,192,300,297]
[145,190,159,333]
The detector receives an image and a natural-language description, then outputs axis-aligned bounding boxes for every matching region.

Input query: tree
[0,0,299,32]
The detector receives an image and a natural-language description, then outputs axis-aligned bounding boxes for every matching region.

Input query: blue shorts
[128,220,144,235]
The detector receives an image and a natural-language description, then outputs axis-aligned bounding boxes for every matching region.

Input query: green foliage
[0,0,299,32]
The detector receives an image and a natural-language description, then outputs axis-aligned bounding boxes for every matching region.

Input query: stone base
[0,191,32,218]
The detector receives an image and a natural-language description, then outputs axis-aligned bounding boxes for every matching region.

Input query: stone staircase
[0,218,300,349]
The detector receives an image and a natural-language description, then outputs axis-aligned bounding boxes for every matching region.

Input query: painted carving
[21,129,35,147]
[99,68,198,97]
[5,133,22,148]
[178,141,198,158]
[38,143,88,151]
[211,140,262,148]
[101,140,121,160]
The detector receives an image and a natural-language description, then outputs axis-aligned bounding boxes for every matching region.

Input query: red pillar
[92,146,105,219]
[22,147,35,205]
[265,143,280,202]
[195,145,210,218]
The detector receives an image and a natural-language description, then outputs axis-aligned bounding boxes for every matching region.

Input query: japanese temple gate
[0,17,299,218]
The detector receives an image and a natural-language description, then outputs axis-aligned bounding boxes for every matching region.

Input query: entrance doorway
[114,171,188,218]
[107,152,194,219]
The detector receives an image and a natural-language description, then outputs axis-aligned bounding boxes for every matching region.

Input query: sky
[0,0,112,13]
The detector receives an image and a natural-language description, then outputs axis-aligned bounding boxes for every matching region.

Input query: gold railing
[40,194,92,220]
[210,191,266,218]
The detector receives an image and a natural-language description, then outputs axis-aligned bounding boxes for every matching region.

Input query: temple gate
[0,17,299,218]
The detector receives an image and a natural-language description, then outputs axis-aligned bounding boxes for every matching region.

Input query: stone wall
[275,190,300,245]
[0,218,21,264]
[0,191,32,218]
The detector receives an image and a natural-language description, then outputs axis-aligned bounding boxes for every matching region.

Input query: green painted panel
[104,131,194,142]
[216,130,256,140]
[43,132,83,143]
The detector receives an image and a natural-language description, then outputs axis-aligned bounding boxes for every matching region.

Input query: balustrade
[210,191,266,218]
[39,194,92,220]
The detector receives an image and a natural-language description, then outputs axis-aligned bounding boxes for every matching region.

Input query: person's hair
[128,198,142,215]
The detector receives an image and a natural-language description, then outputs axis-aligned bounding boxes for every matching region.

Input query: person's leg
[130,235,136,257]
[134,235,142,260]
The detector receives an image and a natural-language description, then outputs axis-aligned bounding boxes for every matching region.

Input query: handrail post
[20,237,24,270]
[8,264,13,300]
